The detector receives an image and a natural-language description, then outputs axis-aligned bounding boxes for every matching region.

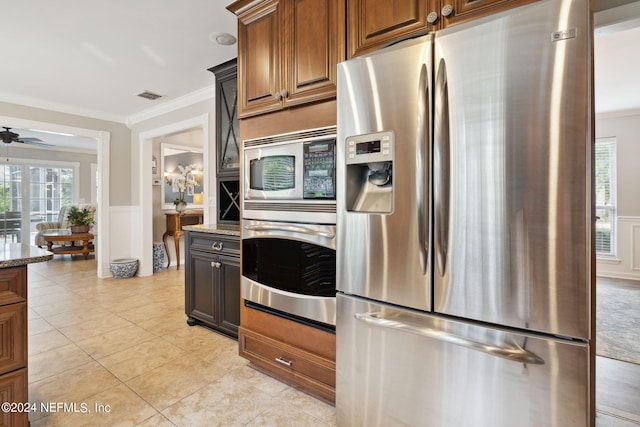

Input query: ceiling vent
[137,91,163,100]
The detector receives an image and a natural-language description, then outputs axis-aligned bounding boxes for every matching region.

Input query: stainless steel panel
[242,219,336,249]
[336,294,590,427]
[242,277,336,326]
[337,35,433,312]
[433,0,592,339]
[243,201,336,224]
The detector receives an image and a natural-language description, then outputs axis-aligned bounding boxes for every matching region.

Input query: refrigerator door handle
[354,312,545,365]
[416,63,430,274]
[434,58,451,276]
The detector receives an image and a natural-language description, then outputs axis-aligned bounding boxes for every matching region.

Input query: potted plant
[67,206,94,233]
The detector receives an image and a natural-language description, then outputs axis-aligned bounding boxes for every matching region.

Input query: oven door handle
[243,224,335,239]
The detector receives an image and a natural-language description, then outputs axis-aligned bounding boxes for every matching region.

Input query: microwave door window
[250,156,296,192]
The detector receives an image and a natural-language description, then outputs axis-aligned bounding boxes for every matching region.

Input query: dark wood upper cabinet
[427,0,538,31]
[348,0,429,57]
[348,0,537,57]
[228,0,345,118]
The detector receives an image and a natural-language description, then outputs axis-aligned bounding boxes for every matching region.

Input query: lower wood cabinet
[0,302,27,376]
[0,265,28,427]
[185,231,240,338]
[239,301,336,404]
[0,368,28,427]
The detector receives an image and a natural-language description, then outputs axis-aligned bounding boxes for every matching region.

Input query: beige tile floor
[25,256,640,426]
[26,257,337,427]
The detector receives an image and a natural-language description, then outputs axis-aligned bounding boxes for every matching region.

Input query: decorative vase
[175,201,187,213]
[70,225,90,234]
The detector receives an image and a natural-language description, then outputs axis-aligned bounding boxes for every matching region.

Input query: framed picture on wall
[161,143,204,210]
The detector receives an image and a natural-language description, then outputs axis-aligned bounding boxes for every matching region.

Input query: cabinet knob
[280,89,289,99]
[441,4,453,17]
[427,11,439,24]
[275,92,282,100]
[210,261,221,268]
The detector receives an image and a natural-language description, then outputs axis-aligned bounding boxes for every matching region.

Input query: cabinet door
[438,0,537,28]
[283,0,345,106]
[348,0,429,57]
[0,266,26,306]
[0,368,28,427]
[211,59,240,175]
[217,255,240,337]
[187,252,218,327]
[236,0,283,118]
[0,302,26,376]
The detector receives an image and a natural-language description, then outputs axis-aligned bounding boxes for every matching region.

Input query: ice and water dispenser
[345,131,394,213]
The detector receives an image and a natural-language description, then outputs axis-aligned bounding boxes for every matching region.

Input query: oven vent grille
[244,126,336,148]
[244,202,336,213]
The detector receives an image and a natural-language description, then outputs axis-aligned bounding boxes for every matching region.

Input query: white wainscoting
[106,206,139,277]
[597,216,640,281]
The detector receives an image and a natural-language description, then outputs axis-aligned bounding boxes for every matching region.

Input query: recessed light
[209,32,236,46]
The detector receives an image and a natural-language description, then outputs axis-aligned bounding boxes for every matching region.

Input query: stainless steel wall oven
[241,126,338,328]
[241,219,336,327]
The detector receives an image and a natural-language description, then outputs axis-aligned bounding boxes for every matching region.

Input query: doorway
[0,115,110,277]
[137,114,210,276]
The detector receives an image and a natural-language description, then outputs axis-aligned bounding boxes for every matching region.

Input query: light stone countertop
[183,224,240,237]
[0,244,53,268]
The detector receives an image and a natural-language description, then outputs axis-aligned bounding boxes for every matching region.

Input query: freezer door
[433,0,592,339]
[337,35,433,312]
[336,294,591,427]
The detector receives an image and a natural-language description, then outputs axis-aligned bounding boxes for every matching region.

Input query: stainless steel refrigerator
[336,0,594,425]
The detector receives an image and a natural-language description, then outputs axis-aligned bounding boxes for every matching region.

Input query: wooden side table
[163,211,203,270]
[43,231,94,260]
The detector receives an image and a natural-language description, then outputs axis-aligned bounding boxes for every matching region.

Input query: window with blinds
[595,137,616,257]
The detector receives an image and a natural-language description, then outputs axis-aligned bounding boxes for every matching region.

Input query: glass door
[0,163,75,244]
[0,164,23,243]
[28,166,74,244]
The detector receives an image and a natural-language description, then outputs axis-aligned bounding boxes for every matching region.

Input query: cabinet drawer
[0,302,27,375]
[0,368,28,427]
[0,267,26,306]
[240,327,335,404]
[189,232,240,256]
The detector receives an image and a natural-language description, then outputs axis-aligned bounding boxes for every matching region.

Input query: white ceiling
[0,1,638,152]
[0,0,238,123]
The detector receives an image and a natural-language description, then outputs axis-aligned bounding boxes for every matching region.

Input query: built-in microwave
[243,126,336,224]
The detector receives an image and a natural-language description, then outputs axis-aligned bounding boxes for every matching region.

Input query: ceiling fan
[1,127,52,147]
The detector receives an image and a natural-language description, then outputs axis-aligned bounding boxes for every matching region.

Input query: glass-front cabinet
[211,58,240,175]
[209,58,240,224]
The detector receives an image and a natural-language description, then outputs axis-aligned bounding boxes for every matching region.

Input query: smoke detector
[209,32,236,46]
[137,91,163,101]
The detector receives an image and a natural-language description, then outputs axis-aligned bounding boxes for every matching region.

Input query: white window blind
[595,138,616,257]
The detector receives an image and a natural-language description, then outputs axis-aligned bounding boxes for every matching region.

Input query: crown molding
[126,85,216,128]
[0,91,126,124]
[1,84,217,128]
[595,2,640,35]
[596,108,640,120]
